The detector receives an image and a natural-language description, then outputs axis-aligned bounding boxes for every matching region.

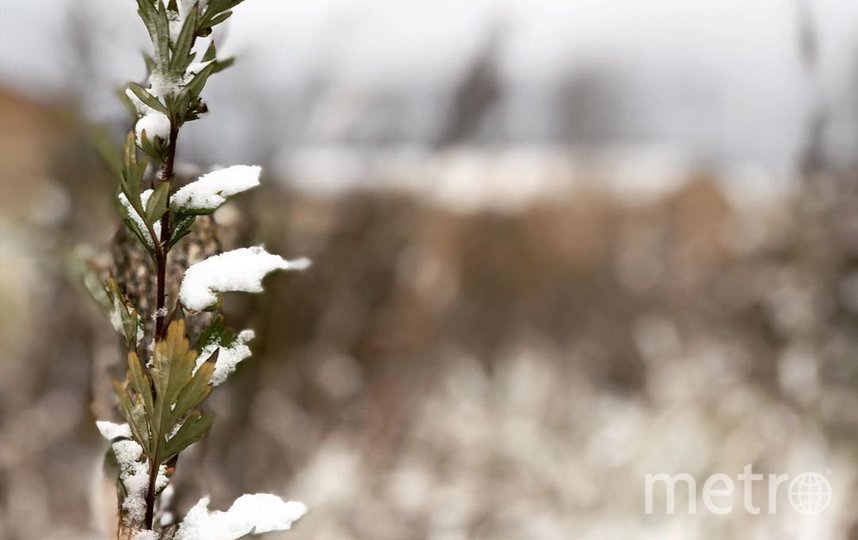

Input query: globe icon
[788,472,832,516]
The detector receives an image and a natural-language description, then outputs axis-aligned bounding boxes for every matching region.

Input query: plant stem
[153,125,179,343]
[145,123,179,530]
[143,449,161,530]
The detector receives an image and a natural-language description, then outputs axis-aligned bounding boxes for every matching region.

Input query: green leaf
[183,61,216,98]
[200,0,244,28]
[206,10,233,29]
[113,379,151,453]
[120,132,148,221]
[118,212,156,259]
[170,5,199,72]
[118,87,139,121]
[127,351,154,415]
[143,53,157,74]
[202,40,218,62]
[137,0,169,68]
[146,180,171,224]
[153,3,171,67]
[212,57,235,75]
[128,82,169,115]
[123,131,138,173]
[105,278,143,347]
[194,314,230,350]
[162,410,214,461]
[115,321,216,466]
[171,356,215,427]
[138,129,165,161]
[81,266,112,314]
[167,215,197,249]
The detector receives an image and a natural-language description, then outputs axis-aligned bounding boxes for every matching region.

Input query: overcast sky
[1,0,858,170]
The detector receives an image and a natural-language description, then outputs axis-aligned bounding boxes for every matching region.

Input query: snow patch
[111,439,170,525]
[175,494,306,540]
[135,110,171,146]
[172,165,261,213]
[179,246,311,311]
[96,420,131,441]
[118,189,162,248]
[196,330,255,386]
[126,86,172,146]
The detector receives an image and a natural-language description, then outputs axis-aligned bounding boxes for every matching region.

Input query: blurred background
[2,0,858,538]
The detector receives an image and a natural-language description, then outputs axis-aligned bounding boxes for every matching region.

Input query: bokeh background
[3,0,858,538]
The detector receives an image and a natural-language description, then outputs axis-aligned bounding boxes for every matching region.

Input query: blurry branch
[795,0,828,175]
[435,19,506,148]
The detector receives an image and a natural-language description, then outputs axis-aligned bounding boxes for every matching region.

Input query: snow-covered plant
[87,2,308,539]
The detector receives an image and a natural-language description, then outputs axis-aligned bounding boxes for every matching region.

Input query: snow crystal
[96,420,131,441]
[179,246,311,311]
[118,189,162,248]
[196,330,255,386]
[171,165,261,213]
[113,439,144,469]
[175,494,307,540]
[148,72,180,101]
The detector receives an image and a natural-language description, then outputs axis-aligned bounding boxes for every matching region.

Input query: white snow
[109,438,170,525]
[175,494,306,540]
[132,531,159,540]
[171,165,261,213]
[185,60,213,78]
[118,189,162,248]
[196,329,255,386]
[126,1,223,149]
[113,439,148,523]
[147,72,181,101]
[179,246,311,311]
[96,420,132,441]
[126,86,172,145]
[135,110,171,146]
[159,0,210,42]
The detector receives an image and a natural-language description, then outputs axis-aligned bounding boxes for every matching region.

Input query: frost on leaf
[103,278,145,346]
[196,329,256,387]
[180,246,311,311]
[96,420,168,527]
[172,165,262,214]
[111,439,168,525]
[175,494,307,540]
[118,188,161,248]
